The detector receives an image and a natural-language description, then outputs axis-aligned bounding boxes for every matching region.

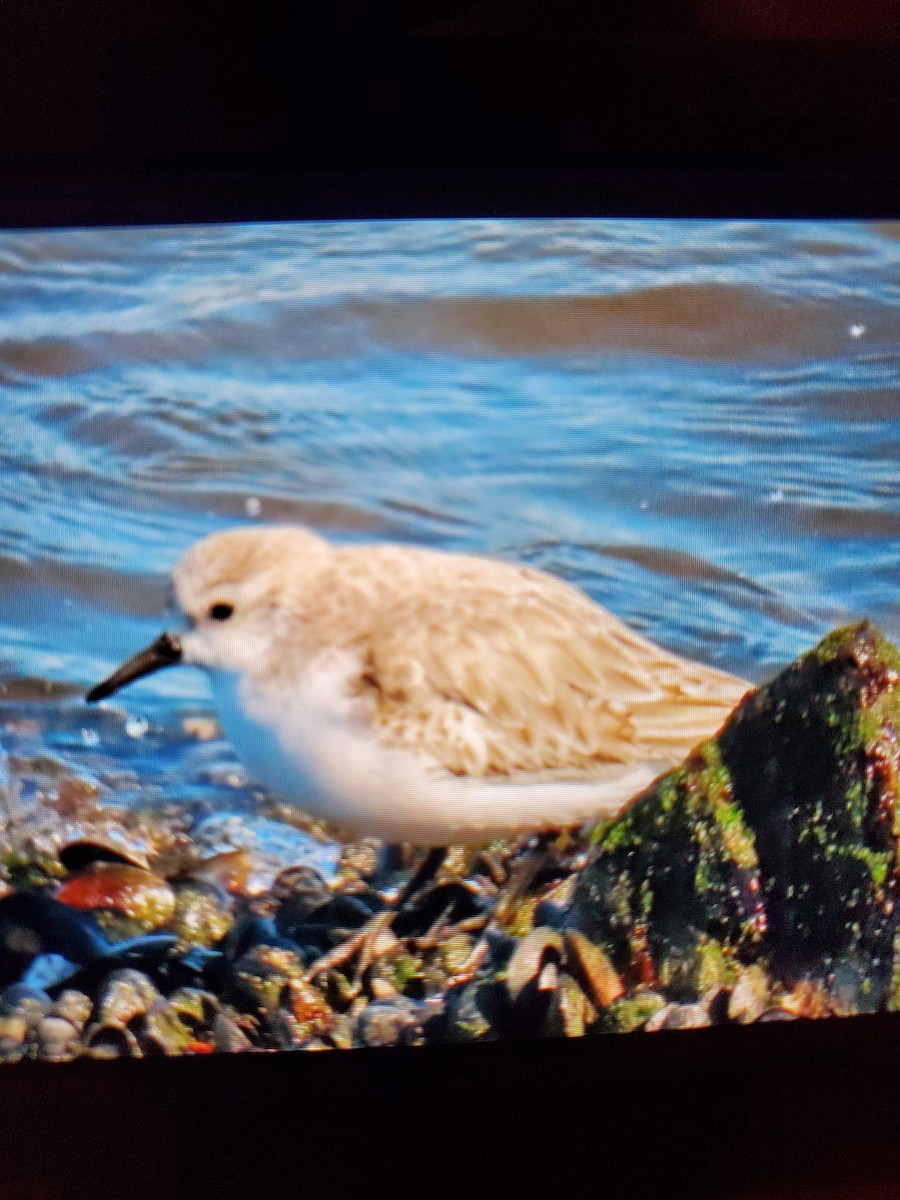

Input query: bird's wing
[349,556,749,777]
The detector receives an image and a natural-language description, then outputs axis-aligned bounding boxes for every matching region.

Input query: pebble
[355,999,425,1048]
[728,964,771,1024]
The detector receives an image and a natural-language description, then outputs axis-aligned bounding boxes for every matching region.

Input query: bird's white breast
[207,650,438,838]
[208,666,333,813]
[205,652,663,845]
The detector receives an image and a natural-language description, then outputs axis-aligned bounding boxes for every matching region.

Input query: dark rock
[445,979,509,1042]
[570,622,900,1009]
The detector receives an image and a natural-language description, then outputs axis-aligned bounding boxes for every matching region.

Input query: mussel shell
[505,927,564,1003]
[84,1022,143,1058]
[271,865,331,909]
[223,911,304,961]
[58,838,150,873]
[277,893,379,951]
[233,944,306,1013]
[0,892,107,987]
[531,900,568,930]
[646,1002,711,1031]
[563,930,625,1009]
[181,849,252,896]
[0,982,53,1016]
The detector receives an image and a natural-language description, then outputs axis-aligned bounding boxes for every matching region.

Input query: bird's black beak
[86,632,183,703]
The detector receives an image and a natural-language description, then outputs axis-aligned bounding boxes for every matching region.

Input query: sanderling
[87,525,749,845]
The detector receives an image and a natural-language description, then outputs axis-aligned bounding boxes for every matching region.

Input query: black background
[0,3,898,1196]
[0,0,898,221]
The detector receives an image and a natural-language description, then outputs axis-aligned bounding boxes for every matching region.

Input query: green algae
[170,883,233,947]
[606,989,667,1033]
[576,733,766,986]
[392,953,421,993]
[696,936,740,992]
[1,851,65,891]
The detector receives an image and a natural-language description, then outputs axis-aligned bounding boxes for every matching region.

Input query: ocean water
[0,217,897,822]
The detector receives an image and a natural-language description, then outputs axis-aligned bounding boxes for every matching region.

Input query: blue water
[0,218,898,820]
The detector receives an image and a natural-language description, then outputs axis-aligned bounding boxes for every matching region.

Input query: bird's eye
[208,602,234,621]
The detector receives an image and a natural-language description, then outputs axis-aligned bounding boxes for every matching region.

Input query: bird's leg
[303,910,394,986]
[492,831,560,927]
[394,846,447,909]
[445,932,492,989]
[444,832,567,988]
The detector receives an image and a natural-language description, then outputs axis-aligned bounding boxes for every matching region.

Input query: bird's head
[86,525,329,700]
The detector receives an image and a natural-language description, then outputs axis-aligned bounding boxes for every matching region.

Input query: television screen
[1,216,898,1062]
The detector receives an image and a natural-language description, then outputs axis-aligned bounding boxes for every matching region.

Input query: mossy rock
[571,622,900,1003]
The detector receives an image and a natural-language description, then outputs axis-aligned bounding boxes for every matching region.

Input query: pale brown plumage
[165,527,750,841]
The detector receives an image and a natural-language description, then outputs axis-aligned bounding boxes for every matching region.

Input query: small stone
[36,1016,78,1058]
[356,999,424,1048]
[0,1015,28,1051]
[285,978,332,1040]
[235,945,305,1012]
[370,977,398,1001]
[661,1003,712,1030]
[329,1013,354,1050]
[728,964,771,1024]
[781,979,830,1019]
[50,990,93,1030]
[645,1004,677,1032]
[608,989,667,1033]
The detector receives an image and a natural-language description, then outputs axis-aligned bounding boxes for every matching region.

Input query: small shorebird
[87,526,749,845]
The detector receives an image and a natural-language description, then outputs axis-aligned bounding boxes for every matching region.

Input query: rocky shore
[0,621,898,1059]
